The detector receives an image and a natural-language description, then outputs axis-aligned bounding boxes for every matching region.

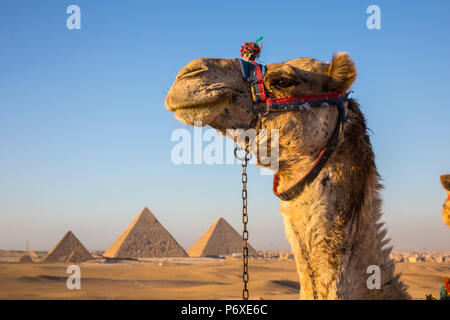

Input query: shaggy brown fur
[165,53,410,299]
[443,199,450,228]
[279,99,409,299]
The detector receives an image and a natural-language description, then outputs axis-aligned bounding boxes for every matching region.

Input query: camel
[165,53,410,299]
[441,175,450,228]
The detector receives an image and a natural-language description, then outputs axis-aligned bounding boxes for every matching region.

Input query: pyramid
[18,255,33,263]
[103,207,188,258]
[42,231,93,263]
[188,217,257,257]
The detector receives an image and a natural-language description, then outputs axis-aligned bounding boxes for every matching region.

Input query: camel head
[441,174,450,228]
[442,175,450,193]
[165,53,356,171]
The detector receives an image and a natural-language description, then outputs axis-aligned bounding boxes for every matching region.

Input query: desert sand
[0,250,448,300]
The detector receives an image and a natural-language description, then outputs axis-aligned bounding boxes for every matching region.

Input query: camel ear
[326,53,357,93]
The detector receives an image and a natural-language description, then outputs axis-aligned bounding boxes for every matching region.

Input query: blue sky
[0,1,449,251]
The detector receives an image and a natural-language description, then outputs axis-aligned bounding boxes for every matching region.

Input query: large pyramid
[103,207,188,258]
[188,217,257,257]
[42,231,93,263]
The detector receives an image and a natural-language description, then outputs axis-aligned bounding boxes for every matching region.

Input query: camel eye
[274,78,296,88]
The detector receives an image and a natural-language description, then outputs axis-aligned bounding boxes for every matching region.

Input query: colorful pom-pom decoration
[240,36,263,61]
[442,277,450,297]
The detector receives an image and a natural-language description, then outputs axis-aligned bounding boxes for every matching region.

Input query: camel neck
[276,150,409,299]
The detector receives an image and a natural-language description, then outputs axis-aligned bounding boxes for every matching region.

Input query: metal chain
[234,142,251,300]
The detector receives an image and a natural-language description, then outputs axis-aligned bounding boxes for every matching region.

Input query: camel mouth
[170,92,231,126]
[441,175,450,191]
[167,90,230,112]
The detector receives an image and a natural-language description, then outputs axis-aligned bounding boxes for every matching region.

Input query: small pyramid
[103,207,188,258]
[18,255,33,263]
[188,217,257,257]
[42,231,93,263]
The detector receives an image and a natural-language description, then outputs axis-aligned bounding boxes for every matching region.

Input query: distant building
[407,256,420,263]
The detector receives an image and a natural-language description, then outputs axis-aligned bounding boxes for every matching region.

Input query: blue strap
[239,59,266,83]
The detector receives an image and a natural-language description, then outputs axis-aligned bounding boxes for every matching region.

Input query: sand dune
[0,256,448,299]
